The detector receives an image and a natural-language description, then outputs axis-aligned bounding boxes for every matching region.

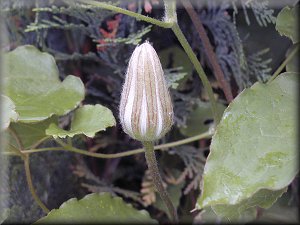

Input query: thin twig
[143,141,178,223]
[171,23,222,124]
[73,0,221,125]
[73,0,173,28]
[18,131,212,158]
[267,43,299,83]
[24,154,50,214]
[181,0,233,102]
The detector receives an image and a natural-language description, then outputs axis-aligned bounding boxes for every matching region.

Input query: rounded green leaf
[159,46,193,78]
[4,45,85,122]
[46,104,116,138]
[1,95,18,130]
[197,73,298,211]
[35,193,157,224]
[9,117,57,149]
[180,101,226,137]
[275,6,298,43]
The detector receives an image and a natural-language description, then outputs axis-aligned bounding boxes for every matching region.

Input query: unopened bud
[119,41,173,142]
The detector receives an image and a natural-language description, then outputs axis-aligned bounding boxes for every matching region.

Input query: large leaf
[1,95,18,130]
[180,101,226,137]
[211,188,287,222]
[4,45,85,122]
[275,6,298,43]
[197,73,298,220]
[9,117,57,149]
[46,104,116,138]
[198,188,287,223]
[35,193,157,224]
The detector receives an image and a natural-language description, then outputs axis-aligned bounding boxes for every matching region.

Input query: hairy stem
[73,0,173,28]
[267,43,299,83]
[24,154,50,213]
[163,0,177,23]
[143,141,178,223]
[171,23,221,124]
[17,131,212,158]
[74,0,220,124]
[181,0,233,102]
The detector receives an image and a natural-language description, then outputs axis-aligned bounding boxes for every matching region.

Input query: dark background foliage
[0,0,297,223]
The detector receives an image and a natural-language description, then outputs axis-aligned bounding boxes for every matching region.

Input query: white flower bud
[119,41,173,142]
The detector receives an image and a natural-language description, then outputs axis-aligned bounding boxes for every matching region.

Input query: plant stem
[267,43,299,84]
[74,0,220,124]
[6,129,49,213]
[19,131,212,158]
[181,0,233,102]
[8,127,23,150]
[24,154,50,214]
[143,141,178,223]
[73,0,173,28]
[163,0,177,23]
[171,23,221,124]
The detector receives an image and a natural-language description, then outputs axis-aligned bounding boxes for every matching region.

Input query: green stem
[8,127,23,150]
[143,141,178,223]
[171,23,221,124]
[267,43,299,84]
[24,154,50,214]
[74,0,220,124]
[163,0,177,23]
[73,0,173,28]
[19,131,212,158]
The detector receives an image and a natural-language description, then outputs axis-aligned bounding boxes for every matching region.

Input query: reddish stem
[181,0,233,102]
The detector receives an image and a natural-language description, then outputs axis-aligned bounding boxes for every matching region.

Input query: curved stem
[73,0,173,28]
[20,131,212,158]
[8,127,23,150]
[171,23,221,124]
[73,0,220,125]
[24,154,50,214]
[267,43,299,84]
[143,141,178,223]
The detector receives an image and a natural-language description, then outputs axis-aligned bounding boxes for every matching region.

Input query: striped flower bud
[119,41,173,142]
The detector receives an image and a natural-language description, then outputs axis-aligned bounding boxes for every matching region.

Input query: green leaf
[4,45,85,122]
[180,101,226,137]
[35,193,157,224]
[275,6,298,43]
[197,73,298,220]
[1,95,18,130]
[46,104,116,138]
[255,191,298,223]
[211,188,287,223]
[159,46,193,77]
[9,117,57,149]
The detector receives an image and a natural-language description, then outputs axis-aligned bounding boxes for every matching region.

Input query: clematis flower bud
[119,41,173,142]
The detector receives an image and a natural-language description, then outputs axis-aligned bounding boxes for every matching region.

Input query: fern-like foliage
[232,0,276,27]
[73,158,144,206]
[25,3,152,64]
[169,146,207,195]
[247,48,272,82]
[183,0,273,91]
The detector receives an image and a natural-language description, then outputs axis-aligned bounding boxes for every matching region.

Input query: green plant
[0,0,298,224]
